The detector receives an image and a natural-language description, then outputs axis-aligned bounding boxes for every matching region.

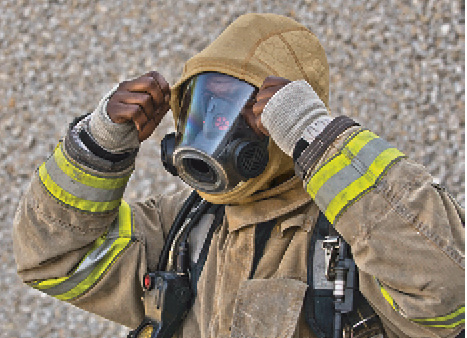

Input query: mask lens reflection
[177,72,256,155]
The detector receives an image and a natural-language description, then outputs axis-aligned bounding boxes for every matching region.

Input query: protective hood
[170,13,329,205]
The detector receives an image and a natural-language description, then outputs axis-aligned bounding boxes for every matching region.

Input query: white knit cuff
[89,85,140,153]
[261,80,329,157]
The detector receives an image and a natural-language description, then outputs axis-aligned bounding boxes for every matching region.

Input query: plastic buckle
[322,236,340,281]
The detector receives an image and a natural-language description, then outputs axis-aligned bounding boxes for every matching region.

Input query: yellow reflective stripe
[412,306,464,323]
[374,277,401,313]
[379,283,398,312]
[54,144,130,190]
[55,237,131,301]
[39,163,121,212]
[118,200,132,237]
[307,153,348,198]
[33,276,67,289]
[325,147,404,223]
[33,236,107,290]
[306,130,377,198]
[411,306,465,328]
[375,277,465,329]
[29,201,133,301]
[344,130,378,157]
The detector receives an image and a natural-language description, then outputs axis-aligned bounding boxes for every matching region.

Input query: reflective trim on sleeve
[306,130,405,224]
[374,277,401,313]
[374,277,465,329]
[28,200,134,301]
[38,142,131,212]
[411,307,465,329]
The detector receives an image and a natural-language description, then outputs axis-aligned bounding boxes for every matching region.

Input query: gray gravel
[1,0,464,337]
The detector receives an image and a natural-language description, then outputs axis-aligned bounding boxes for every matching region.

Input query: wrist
[293,116,360,181]
[261,80,329,157]
[89,85,140,153]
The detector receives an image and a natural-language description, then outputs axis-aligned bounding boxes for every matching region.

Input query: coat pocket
[230,278,308,338]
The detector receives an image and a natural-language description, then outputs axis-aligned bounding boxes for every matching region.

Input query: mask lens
[177,73,255,155]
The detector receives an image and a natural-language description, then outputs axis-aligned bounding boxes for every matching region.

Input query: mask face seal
[163,72,269,193]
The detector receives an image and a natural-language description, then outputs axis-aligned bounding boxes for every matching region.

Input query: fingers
[111,91,156,120]
[258,76,291,91]
[106,101,149,133]
[107,71,171,142]
[242,100,270,137]
[144,71,171,103]
[137,118,156,142]
[118,74,169,111]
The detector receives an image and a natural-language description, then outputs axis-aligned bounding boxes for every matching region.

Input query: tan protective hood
[170,13,329,205]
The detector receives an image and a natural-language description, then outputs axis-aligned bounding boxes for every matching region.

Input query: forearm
[302,123,464,336]
[263,80,465,336]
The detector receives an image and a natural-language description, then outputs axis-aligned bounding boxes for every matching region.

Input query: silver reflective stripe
[314,137,391,210]
[45,157,126,202]
[41,219,119,296]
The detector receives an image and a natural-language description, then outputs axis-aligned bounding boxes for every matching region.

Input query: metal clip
[322,236,340,281]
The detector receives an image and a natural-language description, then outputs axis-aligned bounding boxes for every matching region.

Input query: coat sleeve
[296,124,465,337]
[12,119,191,329]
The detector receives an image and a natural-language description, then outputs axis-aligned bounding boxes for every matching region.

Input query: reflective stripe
[45,156,127,202]
[314,137,389,210]
[307,130,378,197]
[411,307,465,328]
[29,201,134,301]
[374,277,401,313]
[375,277,465,329]
[53,144,129,189]
[38,143,131,212]
[307,130,405,224]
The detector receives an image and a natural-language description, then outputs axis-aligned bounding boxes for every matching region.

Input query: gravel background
[0,0,464,337]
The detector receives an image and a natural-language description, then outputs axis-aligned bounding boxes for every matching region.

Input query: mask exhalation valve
[234,141,269,179]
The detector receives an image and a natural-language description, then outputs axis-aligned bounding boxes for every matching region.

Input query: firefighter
[13,13,464,338]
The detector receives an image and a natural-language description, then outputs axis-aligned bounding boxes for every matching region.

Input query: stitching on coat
[375,177,465,269]
[154,196,167,239]
[31,196,101,235]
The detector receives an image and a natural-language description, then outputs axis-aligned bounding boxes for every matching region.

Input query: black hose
[175,201,212,272]
[157,190,200,271]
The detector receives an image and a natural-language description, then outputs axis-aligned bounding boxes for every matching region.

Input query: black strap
[78,128,135,162]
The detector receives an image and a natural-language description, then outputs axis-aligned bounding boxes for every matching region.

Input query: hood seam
[277,33,311,85]
[240,27,310,76]
[254,57,279,77]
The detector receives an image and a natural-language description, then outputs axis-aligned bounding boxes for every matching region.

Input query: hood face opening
[169,13,329,204]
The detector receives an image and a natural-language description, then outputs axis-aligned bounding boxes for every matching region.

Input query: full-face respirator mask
[161,72,269,193]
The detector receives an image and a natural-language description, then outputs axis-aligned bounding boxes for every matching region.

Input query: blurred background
[0,0,464,337]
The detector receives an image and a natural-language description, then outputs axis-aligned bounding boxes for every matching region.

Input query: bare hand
[107,71,171,142]
[242,76,291,136]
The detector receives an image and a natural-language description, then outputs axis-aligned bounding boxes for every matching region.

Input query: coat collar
[225,177,316,233]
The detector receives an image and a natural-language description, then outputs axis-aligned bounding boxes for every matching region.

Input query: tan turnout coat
[13,13,464,338]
